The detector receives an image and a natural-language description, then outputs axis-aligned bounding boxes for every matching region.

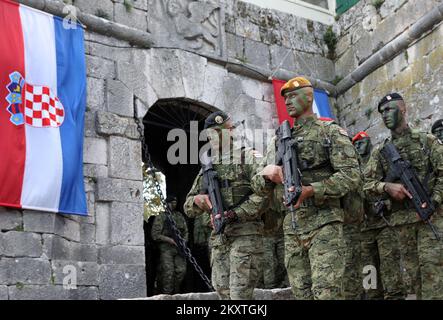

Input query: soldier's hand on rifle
[165,237,177,247]
[261,165,284,184]
[194,194,213,212]
[287,185,314,209]
[383,182,413,201]
[211,210,238,230]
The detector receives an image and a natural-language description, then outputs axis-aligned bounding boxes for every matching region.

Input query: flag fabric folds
[0,0,87,215]
[272,78,334,127]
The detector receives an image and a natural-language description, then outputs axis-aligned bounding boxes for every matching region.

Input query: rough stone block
[147,49,185,99]
[244,38,270,70]
[23,210,55,233]
[49,235,98,262]
[99,264,147,300]
[0,285,7,300]
[0,258,51,285]
[235,19,260,42]
[96,203,111,245]
[84,137,108,165]
[52,260,99,286]
[269,45,296,72]
[110,202,144,246]
[106,79,134,117]
[114,3,148,32]
[116,61,148,105]
[0,208,22,231]
[54,215,81,242]
[241,78,264,101]
[177,51,207,100]
[96,111,128,137]
[84,110,98,138]
[99,245,145,265]
[86,77,105,111]
[75,0,114,19]
[96,178,143,203]
[85,37,132,63]
[109,136,142,181]
[80,223,96,244]
[0,231,42,258]
[336,47,357,78]
[86,55,115,79]
[226,33,244,61]
[199,62,228,107]
[8,285,99,300]
[84,164,108,179]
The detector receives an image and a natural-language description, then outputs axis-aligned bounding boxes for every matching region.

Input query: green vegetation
[324,26,338,59]
[124,0,134,13]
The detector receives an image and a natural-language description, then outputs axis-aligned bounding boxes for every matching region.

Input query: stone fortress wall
[0,0,442,299]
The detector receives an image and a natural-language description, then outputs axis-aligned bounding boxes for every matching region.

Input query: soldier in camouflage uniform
[354,131,406,300]
[431,119,443,142]
[151,196,188,294]
[184,111,266,300]
[192,213,213,292]
[252,77,361,300]
[363,93,443,300]
[259,188,289,289]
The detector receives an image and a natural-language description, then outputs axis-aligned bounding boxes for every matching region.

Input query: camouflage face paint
[380,101,403,130]
[284,87,313,118]
[354,137,371,156]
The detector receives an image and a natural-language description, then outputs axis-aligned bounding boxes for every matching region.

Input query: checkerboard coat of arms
[6,71,65,128]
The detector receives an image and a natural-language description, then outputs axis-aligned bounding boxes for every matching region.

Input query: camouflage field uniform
[363,128,443,299]
[252,115,361,300]
[342,179,364,299]
[151,210,188,294]
[259,191,288,289]
[360,153,406,300]
[184,146,266,300]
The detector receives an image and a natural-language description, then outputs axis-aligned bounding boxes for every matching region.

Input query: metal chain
[134,115,215,292]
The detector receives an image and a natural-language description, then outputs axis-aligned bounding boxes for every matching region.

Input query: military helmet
[280,76,312,97]
[377,93,404,112]
[204,111,231,129]
[431,119,443,134]
[352,131,370,144]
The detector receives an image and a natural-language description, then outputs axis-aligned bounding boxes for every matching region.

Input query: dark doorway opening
[142,99,216,296]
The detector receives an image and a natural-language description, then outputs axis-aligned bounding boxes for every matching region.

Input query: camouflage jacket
[252,114,361,234]
[193,213,212,246]
[151,210,189,248]
[363,127,443,227]
[183,146,267,238]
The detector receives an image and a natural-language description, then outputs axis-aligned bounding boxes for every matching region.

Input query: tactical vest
[204,147,264,237]
[380,129,434,214]
[277,119,347,233]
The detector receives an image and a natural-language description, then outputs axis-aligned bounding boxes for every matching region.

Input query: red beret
[352,131,370,144]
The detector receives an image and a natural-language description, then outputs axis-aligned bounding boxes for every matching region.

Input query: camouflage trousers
[156,245,187,294]
[397,223,421,298]
[360,226,406,300]
[258,233,288,289]
[284,222,345,300]
[342,224,363,299]
[396,213,443,300]
[210,234,264,300]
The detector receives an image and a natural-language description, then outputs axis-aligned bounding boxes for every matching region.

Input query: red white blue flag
[0,0,87,215]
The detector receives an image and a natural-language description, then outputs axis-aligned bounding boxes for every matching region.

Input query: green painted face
[354,137,371,156]
[434,127,443,141]
[380,101,403,130]
[284,87,312,118]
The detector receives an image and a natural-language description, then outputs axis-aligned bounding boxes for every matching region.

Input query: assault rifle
[276,120,303,230]
[200,151,225,234]
[380,142,441,240]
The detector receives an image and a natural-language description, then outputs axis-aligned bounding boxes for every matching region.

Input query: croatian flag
[0,0,87,215]
[272,78,335,126]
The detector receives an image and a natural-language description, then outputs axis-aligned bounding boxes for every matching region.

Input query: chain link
[134,115,214,292]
